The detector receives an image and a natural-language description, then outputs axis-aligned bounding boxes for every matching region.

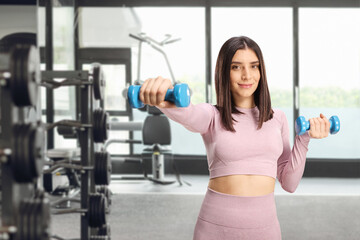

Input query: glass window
[212,8,294,140]
[132,7,206,104]
[52,5,76,148]
[79,7,141,48]
[79,7,206,104]
[299,8,360,158]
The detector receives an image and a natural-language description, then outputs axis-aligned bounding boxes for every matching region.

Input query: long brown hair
[215,36,273,132]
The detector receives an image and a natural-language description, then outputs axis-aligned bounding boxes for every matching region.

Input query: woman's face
[229,48,260,106]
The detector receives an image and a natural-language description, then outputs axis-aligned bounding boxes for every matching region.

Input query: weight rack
[41,65,111,240]
[0,45,50,239]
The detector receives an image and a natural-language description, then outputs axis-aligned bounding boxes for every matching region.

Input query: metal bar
[126,55,134,155]
[110,121,143,131]
[293,4,300,140]
[43,163,93,174]
[104,139,142,150]
[41,70,89,80]
[45,0,54,149]
[51,197,81,207]
[79,79,91,240]
[74,1,81,139]
[107,110,133,116]
[52,208,87,214]
[205,1,212,103]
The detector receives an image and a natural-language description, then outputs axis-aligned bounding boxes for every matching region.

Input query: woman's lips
[238,84,252,89]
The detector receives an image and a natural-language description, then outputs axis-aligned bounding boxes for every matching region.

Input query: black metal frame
[41,0,360,177]
[45,0,54,149]
[78,73,94,240]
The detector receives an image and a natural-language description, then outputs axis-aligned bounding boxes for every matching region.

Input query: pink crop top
[158,103,311,193]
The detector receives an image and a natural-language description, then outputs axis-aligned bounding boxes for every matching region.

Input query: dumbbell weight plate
[94,151,112,186]
[12,124,32,182]
[98,194,107,227]
[93,109,109,143]
[88,194,107,228]
[92,63,105,101]
[93,109,102,142]
[10,45,40,107]
[89,194,96,228]
[12,124,45,182]
[16,199,49,240]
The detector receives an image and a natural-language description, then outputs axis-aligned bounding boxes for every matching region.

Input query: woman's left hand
[308,113,330,139]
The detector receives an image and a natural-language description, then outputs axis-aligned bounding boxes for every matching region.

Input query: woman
[139,36,330,239]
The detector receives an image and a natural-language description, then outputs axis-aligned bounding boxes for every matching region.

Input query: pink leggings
[193,187,281,240]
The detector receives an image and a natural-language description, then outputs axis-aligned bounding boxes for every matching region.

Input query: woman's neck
[233,97,255,109]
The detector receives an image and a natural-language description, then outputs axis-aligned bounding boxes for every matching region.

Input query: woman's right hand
[139,76,177,108]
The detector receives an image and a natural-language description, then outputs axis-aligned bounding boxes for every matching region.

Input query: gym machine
[105,33,191,185]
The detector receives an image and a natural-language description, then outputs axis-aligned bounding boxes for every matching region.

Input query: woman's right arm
[157,102,215,134]
[139,76,215,134]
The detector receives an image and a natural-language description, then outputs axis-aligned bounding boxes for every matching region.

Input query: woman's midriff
[208,174,276,196]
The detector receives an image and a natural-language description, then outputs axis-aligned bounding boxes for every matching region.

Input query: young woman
[139,36,330,240]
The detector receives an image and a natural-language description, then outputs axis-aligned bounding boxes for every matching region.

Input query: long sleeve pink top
[158,103,311,193]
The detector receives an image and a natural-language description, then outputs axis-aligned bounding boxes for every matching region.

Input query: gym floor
[51,175,360,240]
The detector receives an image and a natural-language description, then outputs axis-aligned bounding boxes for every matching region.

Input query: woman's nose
[241,67,251,80]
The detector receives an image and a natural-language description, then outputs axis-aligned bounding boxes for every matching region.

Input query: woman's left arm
[277,112,330,193]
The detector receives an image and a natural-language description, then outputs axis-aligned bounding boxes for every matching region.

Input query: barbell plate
[12,124,32,182]
[88,194,98,228]
[10,45,40,107]
[89,194,107,228]
[93,109,109,143]
[94,151,112,185]
[93,109,101,143]
[98,193,107,227]
[12,124,44,183]
[92,63,105,101]
[102,111,109,142]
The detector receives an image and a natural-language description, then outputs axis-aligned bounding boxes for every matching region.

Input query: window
[131,7,207,155]
[299,8,360,158]
[132,7,206,104]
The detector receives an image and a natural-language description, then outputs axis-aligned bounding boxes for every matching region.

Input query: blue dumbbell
[295,115,340,136]
[127,83,190,108]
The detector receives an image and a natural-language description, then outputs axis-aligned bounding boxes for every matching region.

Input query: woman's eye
[232,65,240,69]
[252,65,259,69]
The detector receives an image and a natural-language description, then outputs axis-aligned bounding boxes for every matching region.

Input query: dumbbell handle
[295,115,340,135]
[128,83,190,108]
